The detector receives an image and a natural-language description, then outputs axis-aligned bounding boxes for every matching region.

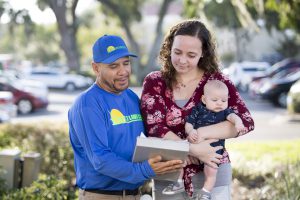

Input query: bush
[0,167,7,194]
[1,175,73,200]
[0,123,76,199]
[229,141,300,199]
[232,161,300,200]
[263,162,300,200]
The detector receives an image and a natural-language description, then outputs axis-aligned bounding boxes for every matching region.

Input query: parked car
[249,59,300,98]
[26,67,93,91]
[223,61,270,92]
[0,78,48,114]
[249,66,300,99]
[0,91,17,122]
[287,79,300,114]
[258,70,300,107]
[251,58,300,81]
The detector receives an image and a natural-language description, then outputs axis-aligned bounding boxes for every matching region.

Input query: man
[68,34,185,200]
[69,34,222,200]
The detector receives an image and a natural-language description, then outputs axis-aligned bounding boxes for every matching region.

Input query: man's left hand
[148,155,184,175]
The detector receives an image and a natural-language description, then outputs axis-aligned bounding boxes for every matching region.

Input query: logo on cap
[93,34,137,64]
[107,46,115,53]
[107,45,127,53]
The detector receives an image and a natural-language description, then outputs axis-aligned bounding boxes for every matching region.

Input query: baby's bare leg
[203,164,218,191]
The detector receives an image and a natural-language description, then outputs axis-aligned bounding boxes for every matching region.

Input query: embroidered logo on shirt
[110,109,142,125]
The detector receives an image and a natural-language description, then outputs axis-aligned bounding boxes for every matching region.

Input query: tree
[183,0,300,60]
[0,1,37,61]
[265,0,300,33]
[183,0,249,61]
[184,0,300,35]
[0,0,6,19]
[183,0,259,31]
[37,0,81,72]
[0,1,34,38]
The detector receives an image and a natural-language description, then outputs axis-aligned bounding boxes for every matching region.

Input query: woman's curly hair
[159,19,220,89]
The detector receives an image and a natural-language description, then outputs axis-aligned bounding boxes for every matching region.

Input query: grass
[227,140,300,164]
[226,140,300,199]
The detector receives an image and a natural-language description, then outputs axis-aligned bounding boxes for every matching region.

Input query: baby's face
[202,89,229,112]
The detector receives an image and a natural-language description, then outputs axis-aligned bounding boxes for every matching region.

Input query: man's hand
[189,139,223,169]
[148,155,184,175]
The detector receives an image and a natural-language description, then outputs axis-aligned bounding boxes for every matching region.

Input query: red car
[0,78,48,114]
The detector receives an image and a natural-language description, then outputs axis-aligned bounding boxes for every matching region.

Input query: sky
[2,0,94,24]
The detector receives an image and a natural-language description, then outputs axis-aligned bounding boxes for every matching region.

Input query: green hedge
[0,123,76,199]
[1,175,72,200]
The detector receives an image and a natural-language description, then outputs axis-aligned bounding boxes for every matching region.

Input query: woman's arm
[196,121,237,140]
[140,72,173,138]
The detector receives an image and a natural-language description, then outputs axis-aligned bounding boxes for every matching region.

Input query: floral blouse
[140,71,254,196]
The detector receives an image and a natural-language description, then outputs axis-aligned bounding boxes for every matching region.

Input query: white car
[26,68,93,91]
[0,91,17,122]
[223,61,270,92]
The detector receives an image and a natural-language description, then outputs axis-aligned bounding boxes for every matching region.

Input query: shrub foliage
[0,123,75,199]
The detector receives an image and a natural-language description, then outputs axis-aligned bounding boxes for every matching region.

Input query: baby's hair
[203,80,228,95]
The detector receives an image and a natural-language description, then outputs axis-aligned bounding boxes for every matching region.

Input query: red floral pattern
[140,71,254,196]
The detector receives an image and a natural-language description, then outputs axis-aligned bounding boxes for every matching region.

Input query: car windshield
[272,68,300,79]
[9,80,25,90]
[242,67,265,72]
[266,59,300,75]
[285,70,300,81]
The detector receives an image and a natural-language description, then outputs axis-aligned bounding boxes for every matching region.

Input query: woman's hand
[148,155,184,175]
[189,139,223,169]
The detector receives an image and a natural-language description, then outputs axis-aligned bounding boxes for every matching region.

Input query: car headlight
[290,84,300,93]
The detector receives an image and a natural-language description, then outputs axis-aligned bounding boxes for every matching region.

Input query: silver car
[26,67,93,91]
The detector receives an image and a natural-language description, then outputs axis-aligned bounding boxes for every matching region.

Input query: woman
[140,19,254,200]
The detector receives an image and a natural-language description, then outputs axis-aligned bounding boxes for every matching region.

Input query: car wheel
[277,92,287,108]
[17,99,33,114]
[65,82,76,91]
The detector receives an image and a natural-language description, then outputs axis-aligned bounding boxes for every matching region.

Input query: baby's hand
[187,129,198,143]
[235,123,247,134]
